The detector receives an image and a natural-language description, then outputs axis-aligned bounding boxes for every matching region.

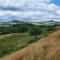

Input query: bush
[29,27,42,36]
[46,25,55,31]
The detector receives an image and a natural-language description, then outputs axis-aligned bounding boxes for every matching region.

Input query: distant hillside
[0,20,32,25]
[0,20,60,25]
[9,20,25,24]
[44,20,60,24]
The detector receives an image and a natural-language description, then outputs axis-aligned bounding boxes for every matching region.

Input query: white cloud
[56,9,60,15]
[0,0,60,22]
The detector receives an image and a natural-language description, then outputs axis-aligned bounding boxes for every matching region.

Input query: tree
[47,25,55,31]
[29,27,42,38]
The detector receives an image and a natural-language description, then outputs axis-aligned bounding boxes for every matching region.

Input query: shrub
[29,27,42,36]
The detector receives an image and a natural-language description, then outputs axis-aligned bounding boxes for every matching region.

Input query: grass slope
[0,30,60,60]
[0,32,46,57]
[0,33,32,57]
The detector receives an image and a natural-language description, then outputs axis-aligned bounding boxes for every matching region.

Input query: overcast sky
[0,0,60,22]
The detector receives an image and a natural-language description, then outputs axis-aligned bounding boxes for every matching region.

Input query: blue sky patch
[52,0,60,6]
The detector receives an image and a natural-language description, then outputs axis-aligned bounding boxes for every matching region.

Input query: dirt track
[0,30,60,60]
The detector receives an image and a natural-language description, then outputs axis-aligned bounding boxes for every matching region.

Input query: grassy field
[0,31,53,57]
[0,30,60,60]
[0,33,32,57]
[32,22,49,26]
[0,32,44,57]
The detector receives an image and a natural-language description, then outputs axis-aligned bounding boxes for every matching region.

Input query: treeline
[0,23,59,35]
[0,24,33,35]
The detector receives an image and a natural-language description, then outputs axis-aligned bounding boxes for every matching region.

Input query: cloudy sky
[0,0,60,22]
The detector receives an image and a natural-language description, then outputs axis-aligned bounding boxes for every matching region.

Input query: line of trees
[0,23,58,35]
[0,24,29,34]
